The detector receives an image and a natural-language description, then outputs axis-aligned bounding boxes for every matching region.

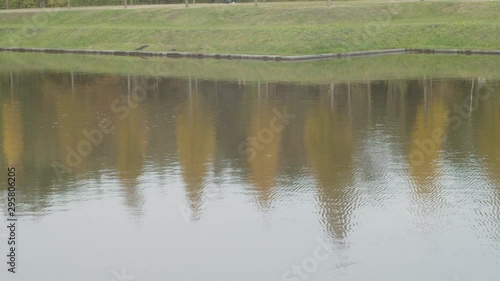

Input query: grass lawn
[0,1,499,55]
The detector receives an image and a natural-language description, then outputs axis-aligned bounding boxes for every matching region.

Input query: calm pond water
[0,55,500,281]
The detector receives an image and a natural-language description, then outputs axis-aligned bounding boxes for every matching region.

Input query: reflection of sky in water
[0,68,499,281]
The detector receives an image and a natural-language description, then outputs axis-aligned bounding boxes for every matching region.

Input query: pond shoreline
[1,47,500,62]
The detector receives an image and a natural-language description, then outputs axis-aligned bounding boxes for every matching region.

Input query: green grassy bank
[1,52,500,83]
[0,1,499,55]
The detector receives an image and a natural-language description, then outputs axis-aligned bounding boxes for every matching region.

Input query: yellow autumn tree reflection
[176,87,215,221]
[408,94,448,192]
[478,89,500,184]
[2,101,24,167]
[55,89,89,174]
[246,98,284,211]
[53,75,120,175]
[304,91,355,240]
[475,82,500,243]
[114,99,149,214]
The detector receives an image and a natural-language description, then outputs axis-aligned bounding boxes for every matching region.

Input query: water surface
[0,55,500,281]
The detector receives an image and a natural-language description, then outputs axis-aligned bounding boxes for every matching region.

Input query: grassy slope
[0,1,499,55]
[1,52,500,83]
